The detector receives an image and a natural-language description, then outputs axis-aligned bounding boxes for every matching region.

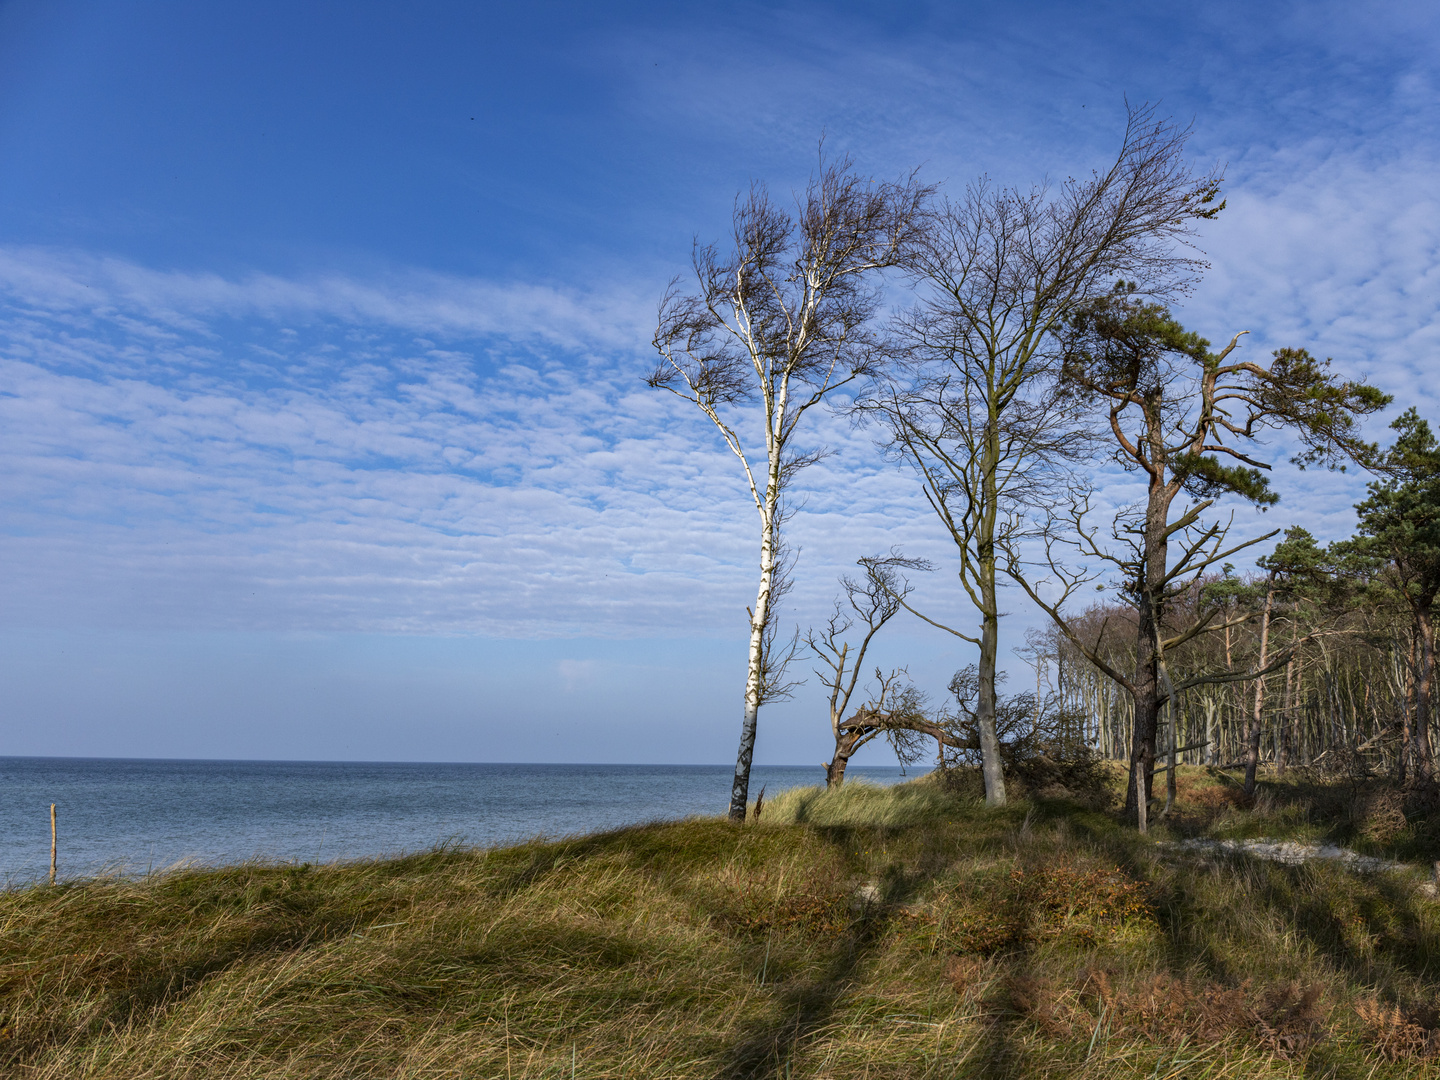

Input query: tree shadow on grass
[706,823,949,1080]
[1224,862,1440,995]
[710,821,1061,1080]
[1066,805,1440,1021]
[710,939,869,1079]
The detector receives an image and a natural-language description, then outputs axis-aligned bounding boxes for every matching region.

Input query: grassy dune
[4,769,1440,1078]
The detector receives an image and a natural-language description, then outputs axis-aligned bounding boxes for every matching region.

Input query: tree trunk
[824,729,861,788]
[1401,630,1417,785]
[973,402,1007,807]
[1125,581,1163,817]
[1125,680,1159,818]
[1278,655,1295,774]
[729,509,777,822]
[1163,694,1178,817]
[1125,420,1173,824]
[1204,694,1219,768]
[1243,584,1275,798]
[1416,603,1436,782]
[1219,623,1233,766]
[1135,745,1149,834]
[976,594,1006,806]
[730,703,759,822]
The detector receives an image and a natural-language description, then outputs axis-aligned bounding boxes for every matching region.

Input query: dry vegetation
[5,771,1440,1078]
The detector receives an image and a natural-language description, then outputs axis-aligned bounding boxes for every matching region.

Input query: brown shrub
[944,954,987,999]
[1185,782,1247,813]
[1005,975,1079,1038]
[930,862,1154,955]
[1404,780,1440,817]
[1355,788,1409,845]
[932,765,986,799]
[999,969,1327,1058]
[1356,997,1440,1061]
[1011,750,1116,810]
[1081,970,1256,1042]
[1165,775,1250,830]
[1019,865,1151,929]
[709,869,852,938]
[1254,982,1327,1057]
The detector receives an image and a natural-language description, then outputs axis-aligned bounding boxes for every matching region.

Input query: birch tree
[649,157,930,822]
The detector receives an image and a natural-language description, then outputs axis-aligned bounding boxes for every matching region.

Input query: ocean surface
[0,758,922,885]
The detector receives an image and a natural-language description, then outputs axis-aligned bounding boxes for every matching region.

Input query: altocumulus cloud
[0,248,944,638]
[0,111,1435,642]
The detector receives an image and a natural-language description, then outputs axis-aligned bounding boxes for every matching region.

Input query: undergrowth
[2,769,1440,1077]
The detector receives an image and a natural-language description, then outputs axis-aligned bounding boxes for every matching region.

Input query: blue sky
[0,0,1436,765]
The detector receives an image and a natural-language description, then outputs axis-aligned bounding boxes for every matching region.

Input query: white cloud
[0,246,653,352]
[0,248,955,638]
[1,61,1437,643]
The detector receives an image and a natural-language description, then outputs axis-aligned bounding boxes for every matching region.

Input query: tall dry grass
[2,772,1440,1077]
[757,778,963,828]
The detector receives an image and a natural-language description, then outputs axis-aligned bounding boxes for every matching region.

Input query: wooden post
[49,804,57,885]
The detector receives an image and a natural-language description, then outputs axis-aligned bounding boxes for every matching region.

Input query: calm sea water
[0,758,921,885]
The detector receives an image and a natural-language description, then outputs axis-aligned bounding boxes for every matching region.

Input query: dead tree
[808,565,909,787]
[829,669,940,780]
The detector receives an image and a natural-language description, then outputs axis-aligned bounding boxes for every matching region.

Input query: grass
[3,768,1440,1077]
[759,777,959,828]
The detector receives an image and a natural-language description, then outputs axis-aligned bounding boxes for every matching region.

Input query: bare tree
[1006,294,1387,826]
[808,566,907,787]
[862,104,1226,806]
[828,668,943,780]
[649,156,931,822]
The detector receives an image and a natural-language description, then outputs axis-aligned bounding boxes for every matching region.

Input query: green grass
[4,770,1440,1077]
[759,777,959,828]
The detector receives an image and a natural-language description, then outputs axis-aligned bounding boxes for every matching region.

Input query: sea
[0,758,922,886]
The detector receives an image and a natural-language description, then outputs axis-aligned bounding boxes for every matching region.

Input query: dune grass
[758,777,958,828]
[3,769,1440,1077]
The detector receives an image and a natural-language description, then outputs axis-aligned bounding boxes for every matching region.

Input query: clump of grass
[3,776,1440,1077]
[907,860,1155,955]
[758,778,965,828]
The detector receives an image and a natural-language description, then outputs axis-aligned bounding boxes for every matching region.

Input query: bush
[934,666,1113,806]
[1011,746,1117,809]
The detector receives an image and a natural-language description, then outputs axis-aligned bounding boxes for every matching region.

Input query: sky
[0,0,1436,765]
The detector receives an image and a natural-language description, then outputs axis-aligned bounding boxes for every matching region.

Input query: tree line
[648,104,1420,830]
